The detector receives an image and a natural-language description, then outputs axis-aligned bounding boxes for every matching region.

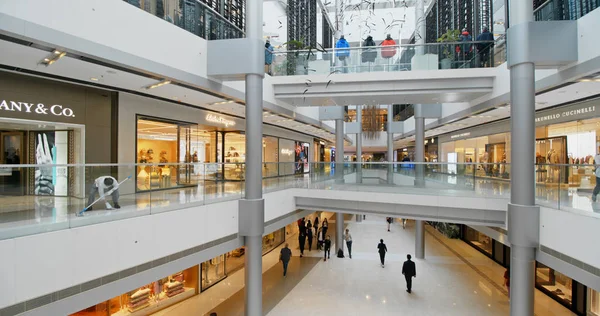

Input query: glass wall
[122,0,245,40]
[201,227,285,291]
[536,263,574,308]
[463,226,493,255]
[263,136,279,177]
[279,138,295,176]
[71,266,199,316]
[136,117,217,191]
[589,288,600,315]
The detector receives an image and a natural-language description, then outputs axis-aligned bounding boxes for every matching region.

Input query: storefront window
[589,288,600,315]
[72,266,199,316]
[463,226,493,255]
[223,133,245,180]
[294,141,310,174]
[279,138,295,176]
[202,254,226,290]
[136,117,216,191]
[263,136,279,177]
[536,263,573,307]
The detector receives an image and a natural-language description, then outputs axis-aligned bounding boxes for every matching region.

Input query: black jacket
[280,247,292,263]
[324,239,332,250]
[402,259,416,277]
[377,242,387,254]
[362,36,377,63]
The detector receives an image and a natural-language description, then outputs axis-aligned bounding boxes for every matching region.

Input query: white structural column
[356,105,363,184]
[387,104,394,184]
[507,1,539,315]
[414,0,426,260]
[239,1,264,315]
[335,118,345,254]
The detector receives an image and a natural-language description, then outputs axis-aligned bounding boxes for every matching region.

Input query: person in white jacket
[87,176,121,211]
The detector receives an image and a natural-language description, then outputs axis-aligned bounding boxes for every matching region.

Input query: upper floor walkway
[1,162,600,312]
[1,161,598,241]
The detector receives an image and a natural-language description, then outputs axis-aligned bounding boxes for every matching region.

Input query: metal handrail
[533,0,553,14]
[272,40,497,54]
[0,162,590,168]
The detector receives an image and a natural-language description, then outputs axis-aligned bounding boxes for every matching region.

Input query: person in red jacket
[380,34,397,59]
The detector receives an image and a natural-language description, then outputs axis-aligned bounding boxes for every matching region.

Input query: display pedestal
[112,288,195,316]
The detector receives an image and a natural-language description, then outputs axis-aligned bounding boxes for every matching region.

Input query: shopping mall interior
[1,0,600,316]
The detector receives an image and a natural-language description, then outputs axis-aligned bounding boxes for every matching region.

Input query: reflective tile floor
[154,215,574,316]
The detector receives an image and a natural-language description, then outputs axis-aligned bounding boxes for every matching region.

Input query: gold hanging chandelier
[363,105,382,139]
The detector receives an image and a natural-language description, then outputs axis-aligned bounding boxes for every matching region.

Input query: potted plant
[437,29,460,69]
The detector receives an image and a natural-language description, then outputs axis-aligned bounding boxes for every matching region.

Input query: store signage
[535,105,596,123]
[450,132,471,139]
[206,114,235,127]
[0,100,76,117]
[281,149,293,156]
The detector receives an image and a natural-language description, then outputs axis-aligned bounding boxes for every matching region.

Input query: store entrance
[0,131,25,195]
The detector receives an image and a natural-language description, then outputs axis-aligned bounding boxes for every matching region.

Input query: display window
[263,136,279,177]
[463,226,493,255]
[72,266,199,316]
[201,254,226,290]
[536,263,574,308]
[279,138,295,176]
[294,141,310,174]
[136,116,217,191]
[589,288,600,315]
[201,227,286,291]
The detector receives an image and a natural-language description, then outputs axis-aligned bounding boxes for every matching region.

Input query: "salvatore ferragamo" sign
[0,100,76,117]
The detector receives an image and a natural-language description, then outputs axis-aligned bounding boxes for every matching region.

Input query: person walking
[402,254,417,293]
[402,218,407,229]
[323,235,332,261]
[298,228,306,257]
[476,26,494,67]
[279,243,292,276]
[592,146,600,202]
[335,35,350,73]
[264,39,274,75]
[344,228,353,259]
[322,218,329,238]
[307,225,314,251]
[314,216,319,238]
[386,217,393,232]
[377,239,388,267]
[317,227,324,250]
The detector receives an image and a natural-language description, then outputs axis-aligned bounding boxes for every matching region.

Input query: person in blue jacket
[335,35,350,73]
[265,39,274,75]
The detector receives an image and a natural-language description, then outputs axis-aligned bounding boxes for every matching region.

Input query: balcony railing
[0,162,595,240]
[269,40,500,76]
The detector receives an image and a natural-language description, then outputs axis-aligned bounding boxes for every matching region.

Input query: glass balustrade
[269,41,501,76]
[0,161,597,240]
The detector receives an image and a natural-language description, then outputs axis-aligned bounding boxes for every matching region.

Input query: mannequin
[482,152,490,175]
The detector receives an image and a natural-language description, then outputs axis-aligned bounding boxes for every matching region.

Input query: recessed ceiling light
[90,77,99,81]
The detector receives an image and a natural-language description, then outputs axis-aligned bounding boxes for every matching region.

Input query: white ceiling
[0,39,338,142]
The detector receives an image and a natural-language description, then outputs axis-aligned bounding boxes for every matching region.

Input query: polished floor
[153,215,574,316]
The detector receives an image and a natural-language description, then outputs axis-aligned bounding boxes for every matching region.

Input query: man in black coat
[279,243,292,276]
[402,254,417,293]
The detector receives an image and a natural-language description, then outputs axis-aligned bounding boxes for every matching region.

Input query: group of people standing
[296,216,332,261]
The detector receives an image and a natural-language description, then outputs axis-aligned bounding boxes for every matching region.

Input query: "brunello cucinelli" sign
[0,100,76,117]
